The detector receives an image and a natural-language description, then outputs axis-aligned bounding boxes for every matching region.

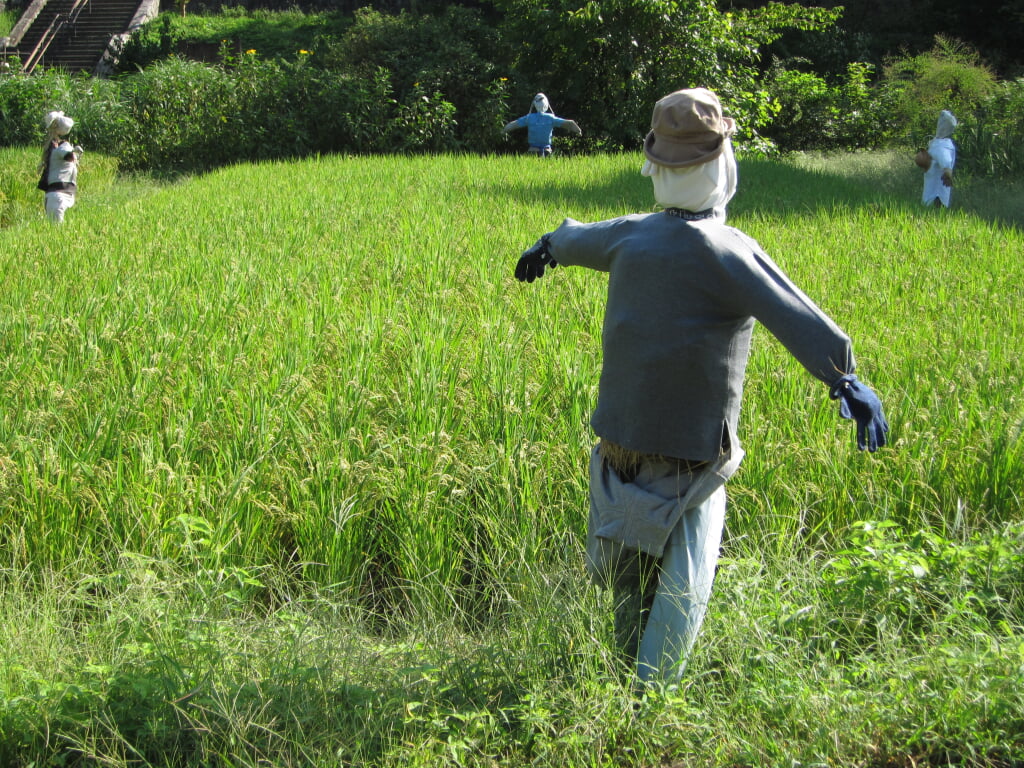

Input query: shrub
[317,6,509,152]
[955,77,1024,178]
[313,66,397,153]
[390,83,457,153]
[764,61,899,151]
[819,520,1024,650]
[0,67,78,146]
[117,57,237,172]
[226,51,318,161]
[882,36,997,145]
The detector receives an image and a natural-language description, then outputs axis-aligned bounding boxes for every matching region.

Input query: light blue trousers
[586,445,731,683]
[635,486,725,682]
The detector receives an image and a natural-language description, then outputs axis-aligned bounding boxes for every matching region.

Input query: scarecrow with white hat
[38,110,83,224]
[503,92,582,156]
[513,88,888,684]
[921,109,957,208]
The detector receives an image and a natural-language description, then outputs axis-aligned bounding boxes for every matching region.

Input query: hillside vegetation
[3,4,1023,178]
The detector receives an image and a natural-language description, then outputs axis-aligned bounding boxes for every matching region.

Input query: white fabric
[641,138,738,218]
[923,137,956,207]
[44,110,74,137]
[46,140,79,186]
[45,190,75,223]
[531,93,552,114]
[923,110,957,207]
[935,110,957,140]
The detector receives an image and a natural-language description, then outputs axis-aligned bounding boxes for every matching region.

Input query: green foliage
[821,520,1024,647]
[493,0,839,152]
[879,36,1024,179]
[317,6,508,152]
[116,7,348,71]
[2,6,1023,173]
[0,67,75,146]
[882,35,997,143]
[955,77,1024,179]
[765,61,899,150]
[1,150,1024,767]
[390,84,458,153]
[0,5,989,168]
[117,57,238,171]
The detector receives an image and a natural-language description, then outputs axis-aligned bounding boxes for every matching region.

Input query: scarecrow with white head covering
[38,110,83,224]
[513,88,888,684]
[921,109,957,208]
[503,92,582,156]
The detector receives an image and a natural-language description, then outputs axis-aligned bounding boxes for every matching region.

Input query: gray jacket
[548,212,855,461]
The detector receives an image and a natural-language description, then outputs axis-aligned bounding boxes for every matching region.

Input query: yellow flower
[246,49,256,55]
[299,49,310,55]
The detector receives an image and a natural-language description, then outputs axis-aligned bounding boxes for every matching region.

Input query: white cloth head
[935,110,957,140]
[44,110,74,137]
[641,137,738,215]
[531,93,552,114]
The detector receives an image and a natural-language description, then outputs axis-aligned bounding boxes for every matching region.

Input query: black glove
[830,374,889,452]
[514,233,557,283]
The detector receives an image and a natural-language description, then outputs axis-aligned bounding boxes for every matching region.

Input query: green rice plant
[0,146,121,226]
[0,149,1022,767]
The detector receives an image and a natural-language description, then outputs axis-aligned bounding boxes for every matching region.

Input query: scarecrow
[513,87,888,684]
[503,93,581,156]
[921,109,957,208]
[38,110,82,224]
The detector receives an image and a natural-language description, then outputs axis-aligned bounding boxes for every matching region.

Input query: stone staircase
[2,0,157,75]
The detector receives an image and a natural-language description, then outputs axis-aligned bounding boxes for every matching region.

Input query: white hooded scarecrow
[38,110,82,224]
[922,109,957,208]
[513,87,888,684]
[503,93,582,156]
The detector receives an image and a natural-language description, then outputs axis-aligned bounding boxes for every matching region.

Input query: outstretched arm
[715,230,889,452]
[560,119,582,136]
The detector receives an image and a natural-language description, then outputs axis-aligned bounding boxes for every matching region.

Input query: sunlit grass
[1,150,1022,766]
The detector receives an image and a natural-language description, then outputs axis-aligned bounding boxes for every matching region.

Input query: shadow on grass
[482,149,1024,233]
[1,643,554,766]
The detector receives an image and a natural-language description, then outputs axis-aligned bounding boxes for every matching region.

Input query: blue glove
[829,374,889,452]
[514,233,557,283]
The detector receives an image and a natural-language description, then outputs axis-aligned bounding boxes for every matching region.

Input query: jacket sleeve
[715,228,855,385]
[547,216,632,272]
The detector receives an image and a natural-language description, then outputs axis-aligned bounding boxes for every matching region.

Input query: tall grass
[0,150,1022,766]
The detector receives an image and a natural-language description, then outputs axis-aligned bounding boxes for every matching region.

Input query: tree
[494,0,840,151]
[882,35,997,141]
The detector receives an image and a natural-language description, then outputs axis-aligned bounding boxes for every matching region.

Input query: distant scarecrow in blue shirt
[503,93,582,156]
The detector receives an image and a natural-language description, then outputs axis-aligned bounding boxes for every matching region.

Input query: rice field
[0,148,1021,767]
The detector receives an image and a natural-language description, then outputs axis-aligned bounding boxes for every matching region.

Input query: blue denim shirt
[512,112,572,149]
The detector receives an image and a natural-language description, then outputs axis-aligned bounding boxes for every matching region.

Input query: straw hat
[643,88,735,168]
